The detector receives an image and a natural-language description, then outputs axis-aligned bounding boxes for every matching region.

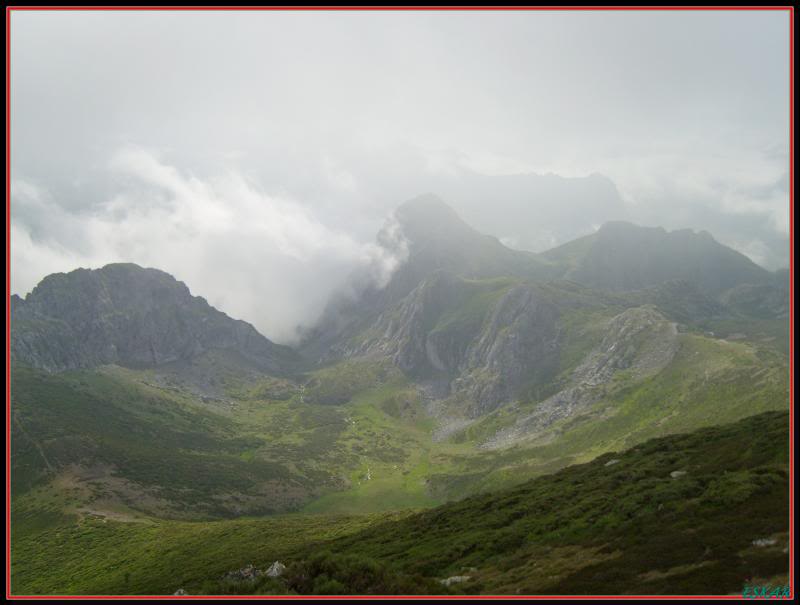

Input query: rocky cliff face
[11,263,297,373]
[481,306,679,448]
[449,284,561,416]
[344,271,469,376]
[342,272,561,416]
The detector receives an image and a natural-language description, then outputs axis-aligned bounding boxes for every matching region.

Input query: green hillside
[11,411,790,595]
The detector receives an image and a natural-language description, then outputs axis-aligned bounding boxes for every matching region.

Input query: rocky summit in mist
[10,196,790,596]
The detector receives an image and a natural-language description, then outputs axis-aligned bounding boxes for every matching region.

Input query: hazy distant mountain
[543,220,773,294]
[378,197,776,303]
[11,263,299,373]
[426,170,788,271]
[380,194,556,300]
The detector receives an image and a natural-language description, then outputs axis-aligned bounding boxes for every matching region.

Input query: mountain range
[9,196,790,595]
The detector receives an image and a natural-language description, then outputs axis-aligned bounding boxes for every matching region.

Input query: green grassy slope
[10,356,470,521]
[10,369,310,520]
[313,410,789,595]
[10,411,789,596]
[10,512,399,595]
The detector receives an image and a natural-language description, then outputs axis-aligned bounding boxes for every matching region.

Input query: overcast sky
[10,9,790,343]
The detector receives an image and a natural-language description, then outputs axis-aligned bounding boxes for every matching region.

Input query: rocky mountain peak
[11,263,298,373]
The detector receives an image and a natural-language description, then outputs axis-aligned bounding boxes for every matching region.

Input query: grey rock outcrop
[482,306,679,448]
[439,575,471,586]
[266,561,286,577]
[752,538,778,547]
[347,273,561,416]
[222,564,262,582]
[450,284,561,416]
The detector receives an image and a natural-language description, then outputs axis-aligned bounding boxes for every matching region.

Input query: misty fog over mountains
[10,10,789,344]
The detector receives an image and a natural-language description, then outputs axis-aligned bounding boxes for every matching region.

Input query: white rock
[266,560,286,577]
[670,470,687,479]
[604,459,620,467]
[439,575,471,586]
[752,538,777,547]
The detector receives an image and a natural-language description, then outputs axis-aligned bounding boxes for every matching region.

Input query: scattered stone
[266,560,286,578]
[670,470,687,479]
[439,575,471,586]
[752,538,777,547]
[604,459,620,467]
[222,564,262,582]
[173,588,188,595]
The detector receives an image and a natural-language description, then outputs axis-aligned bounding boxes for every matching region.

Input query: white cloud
[11,148,407,344]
